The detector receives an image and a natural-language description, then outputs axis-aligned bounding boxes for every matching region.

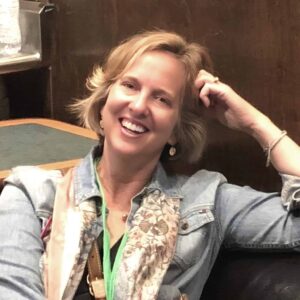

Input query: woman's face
[101,50,185,161]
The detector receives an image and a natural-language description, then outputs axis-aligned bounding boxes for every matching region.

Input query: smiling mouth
[120,118,148,134]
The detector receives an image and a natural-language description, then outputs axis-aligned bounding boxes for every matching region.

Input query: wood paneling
[49,0,300,190]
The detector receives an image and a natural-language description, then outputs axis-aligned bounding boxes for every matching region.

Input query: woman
[0,30,300,300]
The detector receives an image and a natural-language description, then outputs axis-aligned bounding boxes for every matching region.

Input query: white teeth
[122,119,146,133]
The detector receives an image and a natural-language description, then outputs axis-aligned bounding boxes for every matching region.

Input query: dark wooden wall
[48,0,299,190]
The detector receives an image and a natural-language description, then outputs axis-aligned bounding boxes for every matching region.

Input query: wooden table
[0,118,98,184]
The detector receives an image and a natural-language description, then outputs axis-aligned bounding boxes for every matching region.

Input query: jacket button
[181,222,189,230]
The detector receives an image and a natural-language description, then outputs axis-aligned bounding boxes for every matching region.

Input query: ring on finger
[213,76,219,83]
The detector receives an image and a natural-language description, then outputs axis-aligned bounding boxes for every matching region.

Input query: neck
[98,144,160,210]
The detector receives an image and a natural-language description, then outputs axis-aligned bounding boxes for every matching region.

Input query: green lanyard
[95,163,128,300]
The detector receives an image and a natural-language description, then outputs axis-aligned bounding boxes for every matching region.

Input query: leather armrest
[201,250,300,300]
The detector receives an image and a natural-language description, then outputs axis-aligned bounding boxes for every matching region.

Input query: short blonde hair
[71,30,213,163]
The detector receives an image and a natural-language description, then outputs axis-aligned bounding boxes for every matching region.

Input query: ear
[99,110,105,135]
[99,103,105,120]
[168,132,177,146]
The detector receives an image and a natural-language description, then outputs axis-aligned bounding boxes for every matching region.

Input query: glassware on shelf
[0,0,21,57]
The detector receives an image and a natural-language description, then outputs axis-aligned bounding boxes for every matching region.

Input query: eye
[155,95,171,106]
[121,80,136,90]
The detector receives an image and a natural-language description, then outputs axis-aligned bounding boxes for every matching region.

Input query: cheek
[100,98,116,126]
[103,92,122,115]
[105,88,126,113]
[158,112,179,135]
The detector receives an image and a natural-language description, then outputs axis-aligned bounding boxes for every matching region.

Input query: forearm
[249,114,300,176]
[219,182,300,249]
[0,184,45,299]
[195,70,300,176]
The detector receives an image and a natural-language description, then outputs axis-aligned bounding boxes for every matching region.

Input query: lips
[120,118,148,134]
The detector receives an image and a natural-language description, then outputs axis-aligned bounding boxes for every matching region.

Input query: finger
[199,94,211,108]
[195,76,217,90]
[195,70,221,89]
[198,84,214,107]
[198,69,212,77]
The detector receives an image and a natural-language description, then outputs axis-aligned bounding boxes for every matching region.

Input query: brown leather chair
[201,250,300,300]
[198,124,300,300]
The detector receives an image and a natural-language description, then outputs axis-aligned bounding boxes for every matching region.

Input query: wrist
[248,114,282,149]
[264,130,287,167]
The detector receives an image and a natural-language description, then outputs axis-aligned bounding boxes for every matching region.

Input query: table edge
[0,118,98,140]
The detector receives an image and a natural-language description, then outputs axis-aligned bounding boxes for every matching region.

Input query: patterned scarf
[42,169,180,299]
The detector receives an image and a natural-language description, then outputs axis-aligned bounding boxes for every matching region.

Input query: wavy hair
[70,30,213,163]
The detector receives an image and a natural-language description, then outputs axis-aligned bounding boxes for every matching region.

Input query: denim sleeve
[281,173,300,210]
[0,184,45,299]
[216,181,300,250]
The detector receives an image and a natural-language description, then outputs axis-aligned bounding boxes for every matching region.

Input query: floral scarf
[42,169,180,299]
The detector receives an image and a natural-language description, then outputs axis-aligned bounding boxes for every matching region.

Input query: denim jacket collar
[73,146,183,206]
[146,163,182,199]
[73,146,101,206]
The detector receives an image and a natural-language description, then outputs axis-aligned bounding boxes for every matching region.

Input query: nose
[128,92,149,117]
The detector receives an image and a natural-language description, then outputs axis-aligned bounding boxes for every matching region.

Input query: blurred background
[1,0,299,190]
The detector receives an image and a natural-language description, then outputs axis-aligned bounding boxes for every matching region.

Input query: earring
[169,145,176,157]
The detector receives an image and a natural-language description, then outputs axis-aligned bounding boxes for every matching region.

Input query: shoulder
[176,169,227,188]
[173,169,227,210]
[5,165,63,186]
[4,166,63,218]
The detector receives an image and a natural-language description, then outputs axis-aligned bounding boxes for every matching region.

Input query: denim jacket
[0,146,300,300]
